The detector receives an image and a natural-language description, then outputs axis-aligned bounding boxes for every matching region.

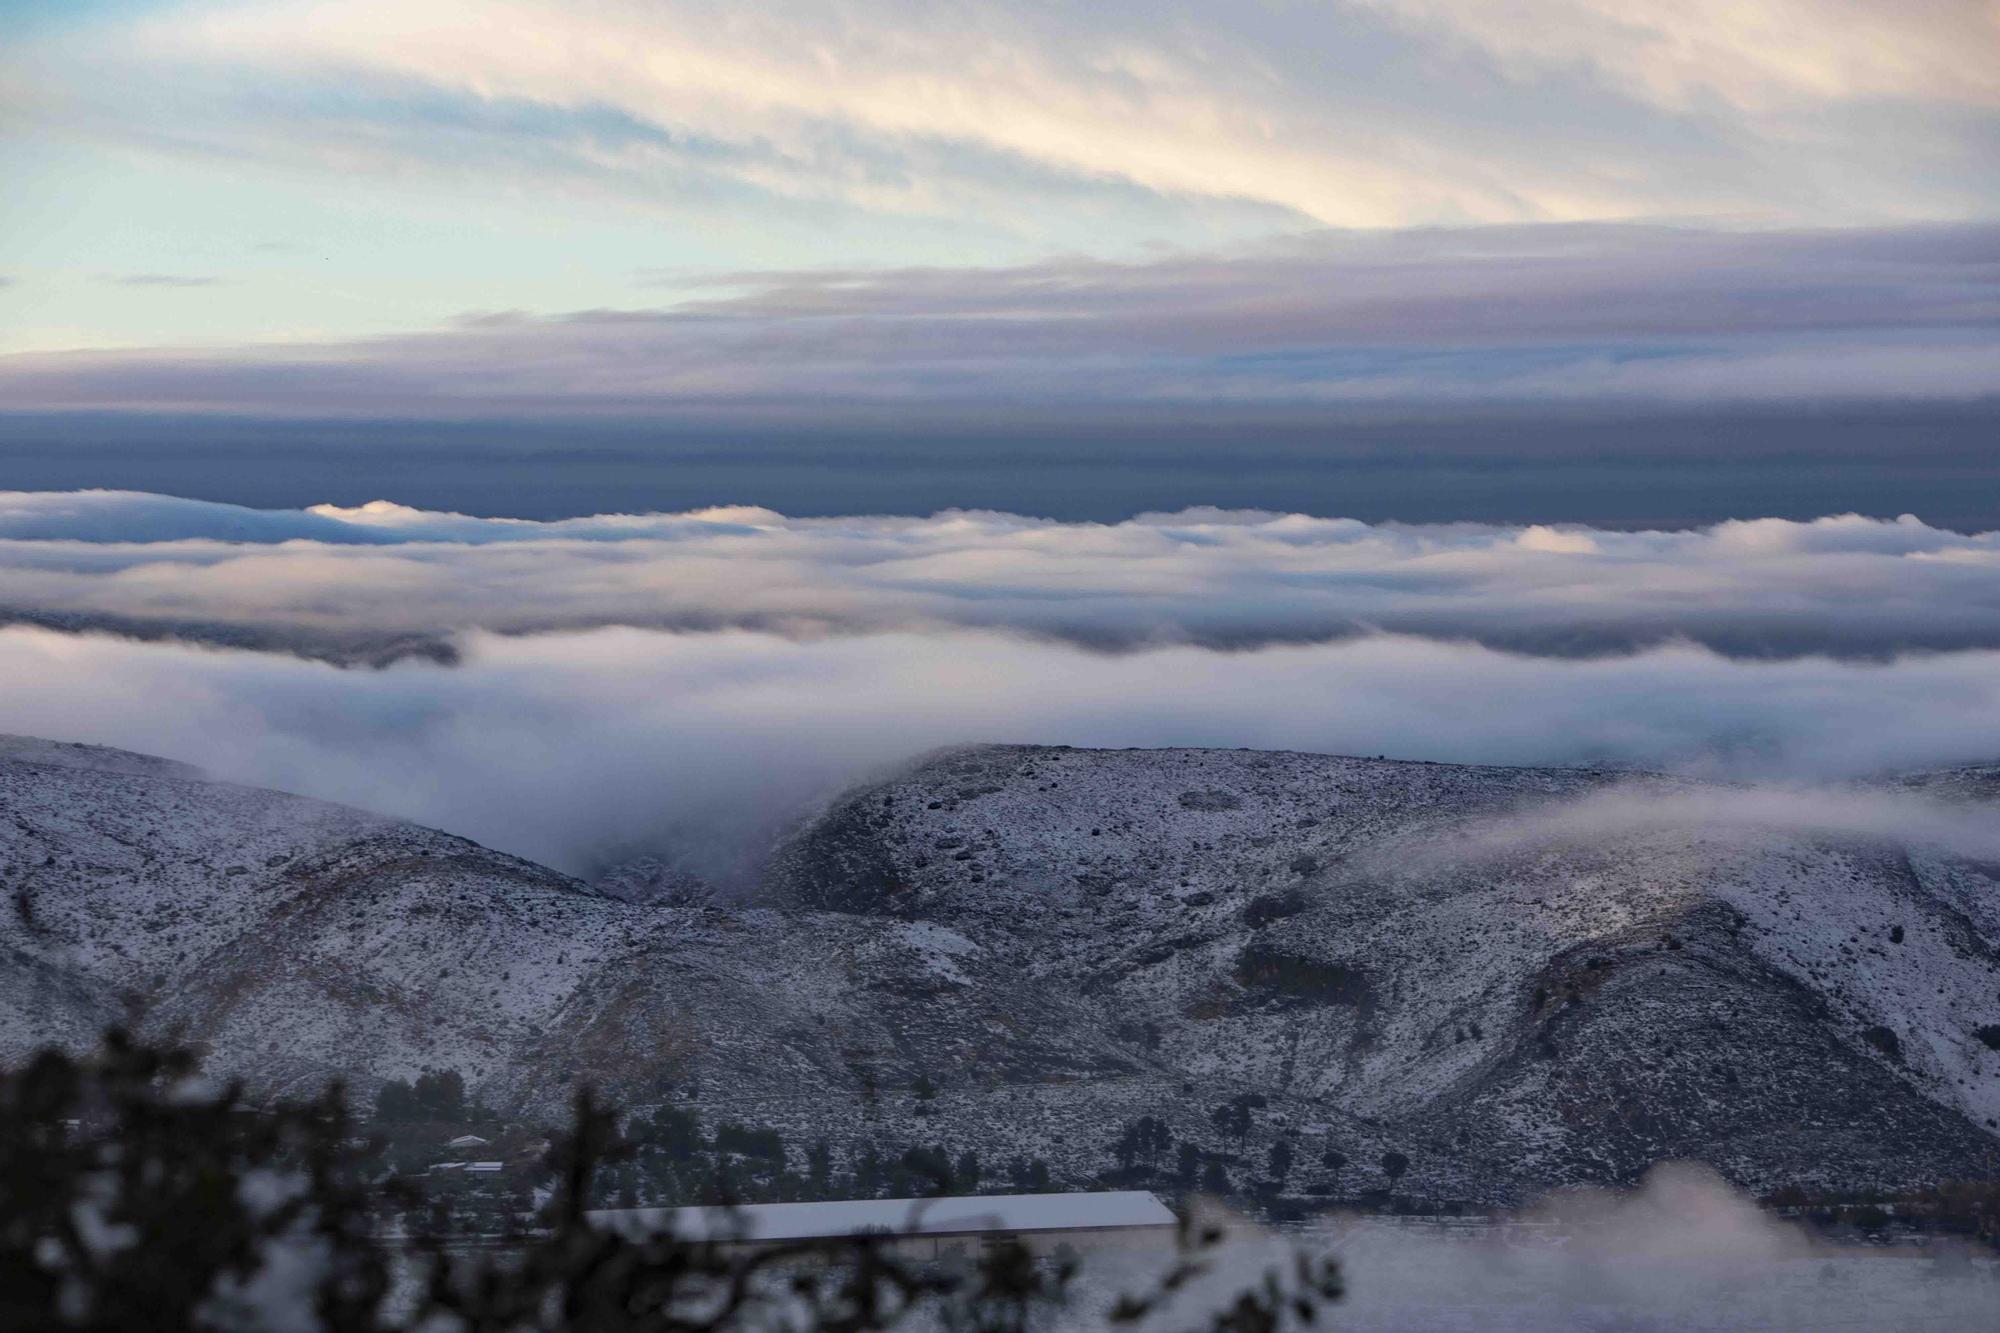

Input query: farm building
[587,1190,1177,1259]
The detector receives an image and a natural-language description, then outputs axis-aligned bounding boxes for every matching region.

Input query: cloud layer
[3,222,1993,414]
[17,1,2000,230]
[6,614,2000,879]
[10,488,2000,879]
[6,491,2000,660]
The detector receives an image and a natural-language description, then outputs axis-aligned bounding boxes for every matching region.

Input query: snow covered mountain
[4,736,1998,1204]
[772,745,2000,1195]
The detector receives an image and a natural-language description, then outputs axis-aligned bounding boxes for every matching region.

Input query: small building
[588,1191,1176,1259]
[447,1134,490,1150]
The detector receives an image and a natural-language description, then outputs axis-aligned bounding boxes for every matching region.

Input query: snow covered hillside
[767,745,2000,1197]
[3,736,1998,1205]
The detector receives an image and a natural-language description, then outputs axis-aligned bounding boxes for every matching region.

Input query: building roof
[588,1191,1176,1244]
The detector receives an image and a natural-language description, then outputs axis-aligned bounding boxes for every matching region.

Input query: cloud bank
[4,620,2000,880]
[9,488,2000,881]
[1,223,1994,415]
[5,491,2000,660]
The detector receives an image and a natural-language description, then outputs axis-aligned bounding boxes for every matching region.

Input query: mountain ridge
[3,736,1998,1205]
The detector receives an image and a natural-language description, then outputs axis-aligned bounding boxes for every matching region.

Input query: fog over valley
[5,2,1999,1324]
[4,492,2000,884]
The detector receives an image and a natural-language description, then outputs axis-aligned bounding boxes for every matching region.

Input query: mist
[3,621,1999,882]
[1430,783,2000,867]
[1111,1165,2000,1332]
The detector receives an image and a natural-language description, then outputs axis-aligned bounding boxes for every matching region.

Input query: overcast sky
[2,1,1995,420]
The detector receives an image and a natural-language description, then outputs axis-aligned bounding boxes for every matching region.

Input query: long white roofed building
[588,1191,1177,1258]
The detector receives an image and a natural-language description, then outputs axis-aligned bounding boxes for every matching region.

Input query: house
[446,1134,490,1150]
[587,1191,1176,1259]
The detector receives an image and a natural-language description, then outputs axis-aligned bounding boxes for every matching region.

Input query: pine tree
[856,1145,885,1198]
[373,1078,416,1122]
[1319,1146,1348,1196]
[412,1069,466,1122]
[1175,1140,1201,1186]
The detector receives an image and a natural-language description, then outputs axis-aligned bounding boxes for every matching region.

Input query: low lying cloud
[3,621,1999,880]
[4,492,2000,661]
[1325,1164,1990,1331]
[1,223,1993,413]
[1442,783,2000,868]
[1104,1165,1993,1332]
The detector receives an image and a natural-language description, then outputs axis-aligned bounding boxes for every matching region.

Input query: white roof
[448,1134,489,1147]
[588,1191,1175,1243]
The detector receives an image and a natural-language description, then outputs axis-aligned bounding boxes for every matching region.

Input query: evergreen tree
[1115,1122,1142,1170]
[1209,1094,1263,1147]
[807,1139,833,1195]
[636,1104,704,1161]
[899,1145,955,1195]
[1008,1157,1052,1191]
[412,1070,466,1122]
[855,1145,885,1198]
[714,1122,785,1161]
[1319,1147,1348,1195]
[1175,1140,1201,1186]
[373,1078,416,1123]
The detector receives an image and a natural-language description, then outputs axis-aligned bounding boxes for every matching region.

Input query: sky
[0,2,1998,879]
[0,0,1994,437]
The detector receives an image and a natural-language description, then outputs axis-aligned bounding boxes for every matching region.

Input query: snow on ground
[4,736,1999,1204]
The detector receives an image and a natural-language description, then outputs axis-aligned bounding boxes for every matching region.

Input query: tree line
[0,1031,1343,1333]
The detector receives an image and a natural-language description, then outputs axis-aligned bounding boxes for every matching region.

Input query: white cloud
[5,490,1998,886]
[5,493,2000,661]
[3,619,1999,880]
[15,1,1999,234]
[1354,0,2000,112]
[1447,782,2000,866]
